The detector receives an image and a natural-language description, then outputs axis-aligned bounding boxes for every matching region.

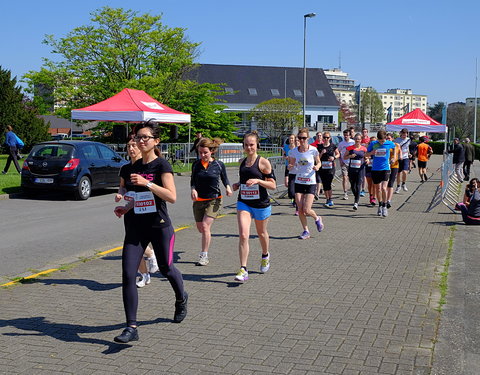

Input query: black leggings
[122,224,184,326]
[319,170,334,191]
[348,169,364,204]
[288,174,296,200]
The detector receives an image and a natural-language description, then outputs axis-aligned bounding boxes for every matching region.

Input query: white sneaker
[260,254,270,273]
[353,203,358,211]
[402,184,408,192]
[382,207,388,217]
[394,186,401,194]
[136,273,151,288]
[343,192,348,200]
[196,253,209,266]
[147,256,159,273]
[234,268,249,282]
[377,206,382,216]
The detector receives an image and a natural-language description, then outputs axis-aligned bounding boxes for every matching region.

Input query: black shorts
[294,183,316,195]
[387,168,399,188]
[372,170,391,184]
[418,160,427,169]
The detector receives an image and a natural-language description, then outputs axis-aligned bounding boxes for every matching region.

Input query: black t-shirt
[119,157,173,228]
[317,143,337,174]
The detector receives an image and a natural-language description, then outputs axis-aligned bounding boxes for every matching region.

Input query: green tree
[0,67,49,149]
[249,98,303,145]
[169,81,238,142]
[23,6,200,113]
[354,88,384,124]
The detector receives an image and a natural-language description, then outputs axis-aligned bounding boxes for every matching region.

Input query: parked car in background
[21,141,128,200]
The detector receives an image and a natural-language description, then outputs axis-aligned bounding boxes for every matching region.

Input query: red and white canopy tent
[386,108,446,133]
[71,88,191,143]
[71,88,190,123]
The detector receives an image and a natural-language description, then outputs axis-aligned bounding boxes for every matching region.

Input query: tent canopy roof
[71,88,190,123]
[386,108,446,133]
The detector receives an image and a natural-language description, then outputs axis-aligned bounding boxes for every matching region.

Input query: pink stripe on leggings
[168,233,175,265]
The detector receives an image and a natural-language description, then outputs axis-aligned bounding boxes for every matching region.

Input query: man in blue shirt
[366,130,396,217]
[2,125,22,174]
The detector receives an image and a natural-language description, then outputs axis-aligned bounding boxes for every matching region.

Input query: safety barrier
[427,154,462,213]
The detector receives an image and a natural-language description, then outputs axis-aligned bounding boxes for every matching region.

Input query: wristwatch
[146,182,153,189]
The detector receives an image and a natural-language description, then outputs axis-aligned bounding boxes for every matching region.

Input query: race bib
[375,148,387,157]
[350,159,362,168]
[402,151,409,159]
[295,172,315,184]
[321,161,333,169]
[240,184,260,200]
[134,191,157,214]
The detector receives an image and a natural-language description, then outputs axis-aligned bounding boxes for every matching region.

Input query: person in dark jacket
[448,138,465,182]
[463,138,475,181]
[2,125,22,174]
[456,178,480,225]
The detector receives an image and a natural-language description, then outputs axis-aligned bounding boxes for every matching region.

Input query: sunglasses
[298,136,308,140]
[323,137,330,139]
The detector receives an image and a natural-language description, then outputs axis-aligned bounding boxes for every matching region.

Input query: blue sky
[2,0,479,105]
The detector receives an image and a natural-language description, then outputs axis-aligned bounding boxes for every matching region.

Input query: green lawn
[0,155,22,195]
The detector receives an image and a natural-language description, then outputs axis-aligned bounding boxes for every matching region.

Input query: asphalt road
[0,172,237,283]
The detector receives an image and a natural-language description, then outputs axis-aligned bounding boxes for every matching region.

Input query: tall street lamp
[303,12,316,127]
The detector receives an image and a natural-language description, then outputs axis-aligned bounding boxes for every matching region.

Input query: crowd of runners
[111,121,478,343]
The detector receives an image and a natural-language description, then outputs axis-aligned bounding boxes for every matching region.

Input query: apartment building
[379,89,428,122]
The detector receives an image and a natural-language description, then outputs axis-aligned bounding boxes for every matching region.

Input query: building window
[248,88,258,96]
[271,89,280,96]
[293,89,302,97]
[315,90,325,97]
[225,87,234,95]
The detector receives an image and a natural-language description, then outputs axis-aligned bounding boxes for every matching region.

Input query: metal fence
[427,154,461,213]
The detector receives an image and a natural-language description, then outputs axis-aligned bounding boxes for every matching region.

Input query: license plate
[35,178,54,184]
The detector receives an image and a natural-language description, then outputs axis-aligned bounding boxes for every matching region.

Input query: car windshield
[31,144,74,160]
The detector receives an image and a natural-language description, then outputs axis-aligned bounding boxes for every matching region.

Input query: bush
[429,141,480,160]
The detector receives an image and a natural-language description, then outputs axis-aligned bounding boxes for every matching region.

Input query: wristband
[146,182,153,189]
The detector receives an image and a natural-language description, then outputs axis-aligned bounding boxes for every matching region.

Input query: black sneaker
[386,201,391,209]
[114,327,138,343]
[173,292,188,323]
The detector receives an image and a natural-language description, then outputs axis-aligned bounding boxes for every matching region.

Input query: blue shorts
[398,159,409,171]
[237,201,271,221]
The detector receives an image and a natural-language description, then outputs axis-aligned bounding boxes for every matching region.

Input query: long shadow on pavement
[0,316,170,354]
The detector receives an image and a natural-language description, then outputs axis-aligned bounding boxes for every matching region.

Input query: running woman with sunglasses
[113,122,187,343]
[232,131,276,282]
[288,128,324,239]
[317,131,340,208]
[115,134,159,288]
[344,133,367,210]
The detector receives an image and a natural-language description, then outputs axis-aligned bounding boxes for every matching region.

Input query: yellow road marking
[1,225,192,287]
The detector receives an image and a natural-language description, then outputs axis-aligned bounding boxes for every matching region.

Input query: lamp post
[303,12,316,127]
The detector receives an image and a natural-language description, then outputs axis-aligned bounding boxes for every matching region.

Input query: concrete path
[0,155,475,374]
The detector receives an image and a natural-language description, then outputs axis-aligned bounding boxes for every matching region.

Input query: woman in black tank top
[231,131,276,282]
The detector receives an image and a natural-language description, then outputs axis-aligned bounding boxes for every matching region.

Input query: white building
[466,97,480,107]
[379,89,428,122]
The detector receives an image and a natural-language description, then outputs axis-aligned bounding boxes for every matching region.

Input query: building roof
[188,64,338,108]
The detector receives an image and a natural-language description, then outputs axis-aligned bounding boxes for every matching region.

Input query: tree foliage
[249,98,302,145]
[338,101,357,125]
[446,102,478,140]
[0,67,49,149]
[353,88,384,124]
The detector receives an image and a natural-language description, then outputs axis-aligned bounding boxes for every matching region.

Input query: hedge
[429,141,480,160]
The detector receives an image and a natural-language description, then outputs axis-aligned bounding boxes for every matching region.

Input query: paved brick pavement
[0,155,470,374]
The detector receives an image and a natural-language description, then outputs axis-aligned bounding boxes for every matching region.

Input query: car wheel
[75,176,91,200]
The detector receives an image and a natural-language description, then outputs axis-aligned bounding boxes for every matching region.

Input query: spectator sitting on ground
[456,178,480,225]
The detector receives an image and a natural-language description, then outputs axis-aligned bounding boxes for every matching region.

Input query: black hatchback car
[21,141,128,200]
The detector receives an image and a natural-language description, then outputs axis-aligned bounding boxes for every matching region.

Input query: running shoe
[371,197,377,205]
[295,210,299,216]
[353,203,358,211]
[298,230,311,240]
[315,218,324,232]
[386,201,391,209]
[343,192,348,200]
[424,175,428,181]
[114,327,138,343]
[260,254,270,273]
[136,273,151,288]
[360,190,366,197]
[382,207,388,217]
[377,206,382,216]
[314,193,319,201]
[326,200,334,208]
[291,199,296,207]
[196,253,209,266]
[234,268,249,282]
[402,184,408,192]
[173,292,188,323]
[394,186,401,194]
[147,256,159,273]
